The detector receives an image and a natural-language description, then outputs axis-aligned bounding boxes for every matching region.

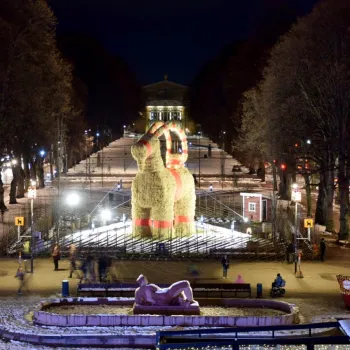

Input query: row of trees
[0,0,87,209]
[189,0,301,154]
[0,0,142,213]
[190,0,350,239]
[240,0,350,239]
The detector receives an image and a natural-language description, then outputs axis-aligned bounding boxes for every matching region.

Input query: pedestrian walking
[15,267,26,295]
[320,238,326,262]
[221,255,229,279]
[83,255,95,282]
[68,244,77,278]
[52,244,60,271]
[22,241,31,272]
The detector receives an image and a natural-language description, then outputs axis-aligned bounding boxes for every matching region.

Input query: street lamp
[40,150,45,157]
[96,132,100,149]
[28,180,37,273]
[101,208,112,225]
[67,193,80,206]
[198,131,201,188]
[291,183,301,275]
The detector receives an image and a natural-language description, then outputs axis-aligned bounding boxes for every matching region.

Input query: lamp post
[291,183,301,275]
[28,180,37,273]
[221,131,226,189]
[198,131,201,188]
[96,132,100,150]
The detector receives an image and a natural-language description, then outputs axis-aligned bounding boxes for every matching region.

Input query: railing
[5,190,287,261]
[10,220,285,261]
[156,321,349,349]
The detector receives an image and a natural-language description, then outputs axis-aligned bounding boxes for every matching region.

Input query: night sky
[48,0,319,85]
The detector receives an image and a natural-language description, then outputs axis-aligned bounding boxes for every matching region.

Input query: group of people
[50,244,112,282]
[286,238,327,263]
[221,255,284,288]
[221,255,245,283]
[221,253,286,290]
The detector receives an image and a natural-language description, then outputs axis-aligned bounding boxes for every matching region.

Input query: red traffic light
[281,164,286,170]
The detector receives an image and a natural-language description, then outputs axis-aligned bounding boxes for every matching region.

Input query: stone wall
[34,297,299,327]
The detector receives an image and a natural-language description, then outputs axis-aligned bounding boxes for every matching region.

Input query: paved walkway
[0,257,348,297]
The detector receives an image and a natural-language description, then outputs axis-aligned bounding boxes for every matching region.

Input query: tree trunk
[338,125,349,239]
[36,158,45,189]
[9,162,19,204]
[29,159,36,180]
[23,153,31,191]
[258,160,265,182]
[315,171,328,225]
[278,169,292,199]
[338,168,349,239]
[304,174,312,217]
[272,162,278,191]
[16,165,25,198]
[0,173,8,211]
[325,166,335,232]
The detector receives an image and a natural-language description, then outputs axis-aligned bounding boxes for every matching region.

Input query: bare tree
[257,0,350,238]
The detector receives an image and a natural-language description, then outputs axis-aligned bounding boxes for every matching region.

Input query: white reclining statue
[134,274,198,307]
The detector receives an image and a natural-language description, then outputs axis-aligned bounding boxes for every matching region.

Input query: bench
[193,283,251,298]
[77,282,251,298]
[77,283,137,297]
[77,283,170,297]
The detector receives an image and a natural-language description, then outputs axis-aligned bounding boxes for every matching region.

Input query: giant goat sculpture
[131,122,195,238]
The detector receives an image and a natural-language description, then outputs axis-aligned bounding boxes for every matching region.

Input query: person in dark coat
[221,255,229,279]
[320,238,326,262]
[15,267,26,295]
[208,144,212,158]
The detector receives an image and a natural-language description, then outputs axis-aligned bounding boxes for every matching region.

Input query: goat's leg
[132,204,152,238]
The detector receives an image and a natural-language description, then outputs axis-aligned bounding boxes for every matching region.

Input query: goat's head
[131,131,161,171]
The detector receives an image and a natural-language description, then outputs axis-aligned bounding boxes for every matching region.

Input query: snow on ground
[67,135,245,177]
[0,291,349,349]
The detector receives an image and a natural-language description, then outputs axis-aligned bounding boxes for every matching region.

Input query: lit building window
[150,112,158,120]
[248,202,256,212]
[163,112,170,121]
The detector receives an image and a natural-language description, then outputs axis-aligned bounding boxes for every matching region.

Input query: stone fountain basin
[33,297,299,327]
